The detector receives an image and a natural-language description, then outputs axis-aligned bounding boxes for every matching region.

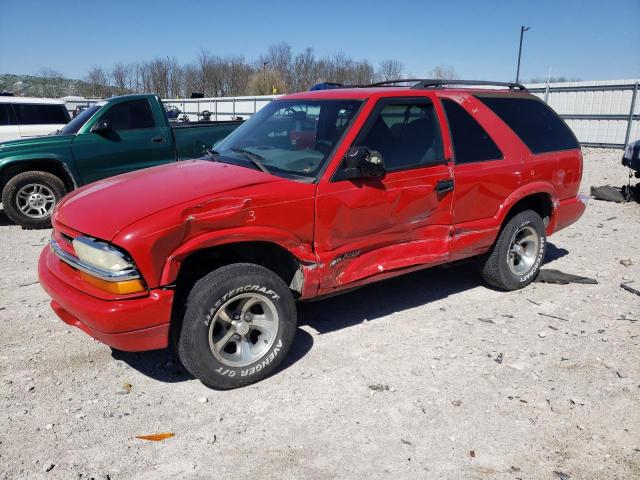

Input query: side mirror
[90,118,111,134]
[342,146,386,180]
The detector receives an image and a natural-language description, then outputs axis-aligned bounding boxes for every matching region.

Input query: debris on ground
[368,384,389,392]
[535,269,598,285]
[469,450,476,458]
[451,400,463,407]
[400,438,412,445]
[590,185,626,202]
[538,312,569,322]
[620,283,640,297]
[620,259,633,267]
[135,432,175,442]
[478,317,495,324]
[591,183,640,202]
[553,470,571,480]
[494,353,503,364]
[43,463,55,473]
[119,382,132,395]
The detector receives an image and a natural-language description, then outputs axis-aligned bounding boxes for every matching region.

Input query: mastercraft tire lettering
[177,263,297,389]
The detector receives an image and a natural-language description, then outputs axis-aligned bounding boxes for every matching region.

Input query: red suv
[39,80,587,389]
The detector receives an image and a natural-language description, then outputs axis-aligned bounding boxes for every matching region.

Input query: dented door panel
[315,163,453,293]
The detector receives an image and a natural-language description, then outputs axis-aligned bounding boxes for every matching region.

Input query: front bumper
[38,247,173,351]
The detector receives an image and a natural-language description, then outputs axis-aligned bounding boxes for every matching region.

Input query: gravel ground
[0,149,638,480]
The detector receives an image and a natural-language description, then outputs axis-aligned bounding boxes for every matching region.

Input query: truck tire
[1,171,66,229]
[178,263,297,389]
[479,210,546,291]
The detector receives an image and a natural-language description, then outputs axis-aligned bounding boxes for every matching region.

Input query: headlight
[72,237,133,272]
[68,237,146,295]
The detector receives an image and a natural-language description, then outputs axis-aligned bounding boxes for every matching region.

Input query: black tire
[1,171,66,229]
[479,210,546,291]
[177,263,297,389]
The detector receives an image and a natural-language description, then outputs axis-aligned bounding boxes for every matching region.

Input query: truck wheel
[479,210,546,291]
[1,171,66,229]
[178,263,297,389]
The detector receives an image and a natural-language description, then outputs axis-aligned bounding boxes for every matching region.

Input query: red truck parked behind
[39,80,587,389]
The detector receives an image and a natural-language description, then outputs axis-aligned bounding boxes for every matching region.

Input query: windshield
[59,105,102,134]
[213,99,362,180]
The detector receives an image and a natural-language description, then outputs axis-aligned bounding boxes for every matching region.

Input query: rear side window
[13,104,69,125]
[442,99,502,163]
[101,99,155,130]
[476,96,578,154]
[0,104,16,125]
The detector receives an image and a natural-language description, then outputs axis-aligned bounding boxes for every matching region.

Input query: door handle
[436,178,454,194]
[151,136,166,143]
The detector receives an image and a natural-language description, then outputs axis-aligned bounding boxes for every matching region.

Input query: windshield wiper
[231,148,271,174]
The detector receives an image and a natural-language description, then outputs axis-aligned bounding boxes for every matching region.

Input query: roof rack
[366,79,527,91]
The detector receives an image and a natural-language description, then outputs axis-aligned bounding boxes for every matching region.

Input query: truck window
[60,104,101,134]
[476,96,579,154]
[356,99,443,171]
[442,99,502,163]
[13,104,69,125]
[101,99,155,130]
[0,104,16,125]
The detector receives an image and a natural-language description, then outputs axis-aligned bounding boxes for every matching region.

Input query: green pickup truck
[0,94,242,228]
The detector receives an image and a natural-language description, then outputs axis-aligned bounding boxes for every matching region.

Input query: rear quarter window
[442,99,502,163]
[13,104,69,125]
[476,96,579,154]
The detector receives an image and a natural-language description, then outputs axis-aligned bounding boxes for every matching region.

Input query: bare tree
[223,56,252,96]
[291,47,318,92]
[35,68,65,97]
[84,65,110,97]
[198,50,227,96]
[247,68,286,95]
[377,59,403,82]
[429,65,460,80]
[111,63,130,95]
[261,42,293,91]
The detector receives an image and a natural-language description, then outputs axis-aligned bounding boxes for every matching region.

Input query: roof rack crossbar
[365,79,527,91]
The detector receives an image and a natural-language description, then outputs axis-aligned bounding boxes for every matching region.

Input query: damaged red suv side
[39,80,587,389]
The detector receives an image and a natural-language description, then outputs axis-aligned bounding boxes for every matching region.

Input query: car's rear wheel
[1,171,66,229]
[177,263,297,389]
[479,210,546,290]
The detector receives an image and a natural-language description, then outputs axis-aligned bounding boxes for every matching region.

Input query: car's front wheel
[177,263,297,389]
[479,209,546,290]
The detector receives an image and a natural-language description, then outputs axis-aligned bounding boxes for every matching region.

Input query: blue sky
[1,0,638,82]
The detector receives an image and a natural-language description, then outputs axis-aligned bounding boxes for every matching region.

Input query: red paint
[39,86,586,352]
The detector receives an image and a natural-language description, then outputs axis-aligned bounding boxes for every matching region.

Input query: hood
[0,133,75,152]
[54,159,282,240]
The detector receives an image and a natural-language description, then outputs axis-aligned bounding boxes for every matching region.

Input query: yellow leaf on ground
[136,432,175,442]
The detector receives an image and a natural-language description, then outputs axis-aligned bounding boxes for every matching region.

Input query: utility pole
[262,61,270,93]
[515,26,530,84]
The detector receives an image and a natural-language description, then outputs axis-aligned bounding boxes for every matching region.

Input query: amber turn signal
[79,272,146,295]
